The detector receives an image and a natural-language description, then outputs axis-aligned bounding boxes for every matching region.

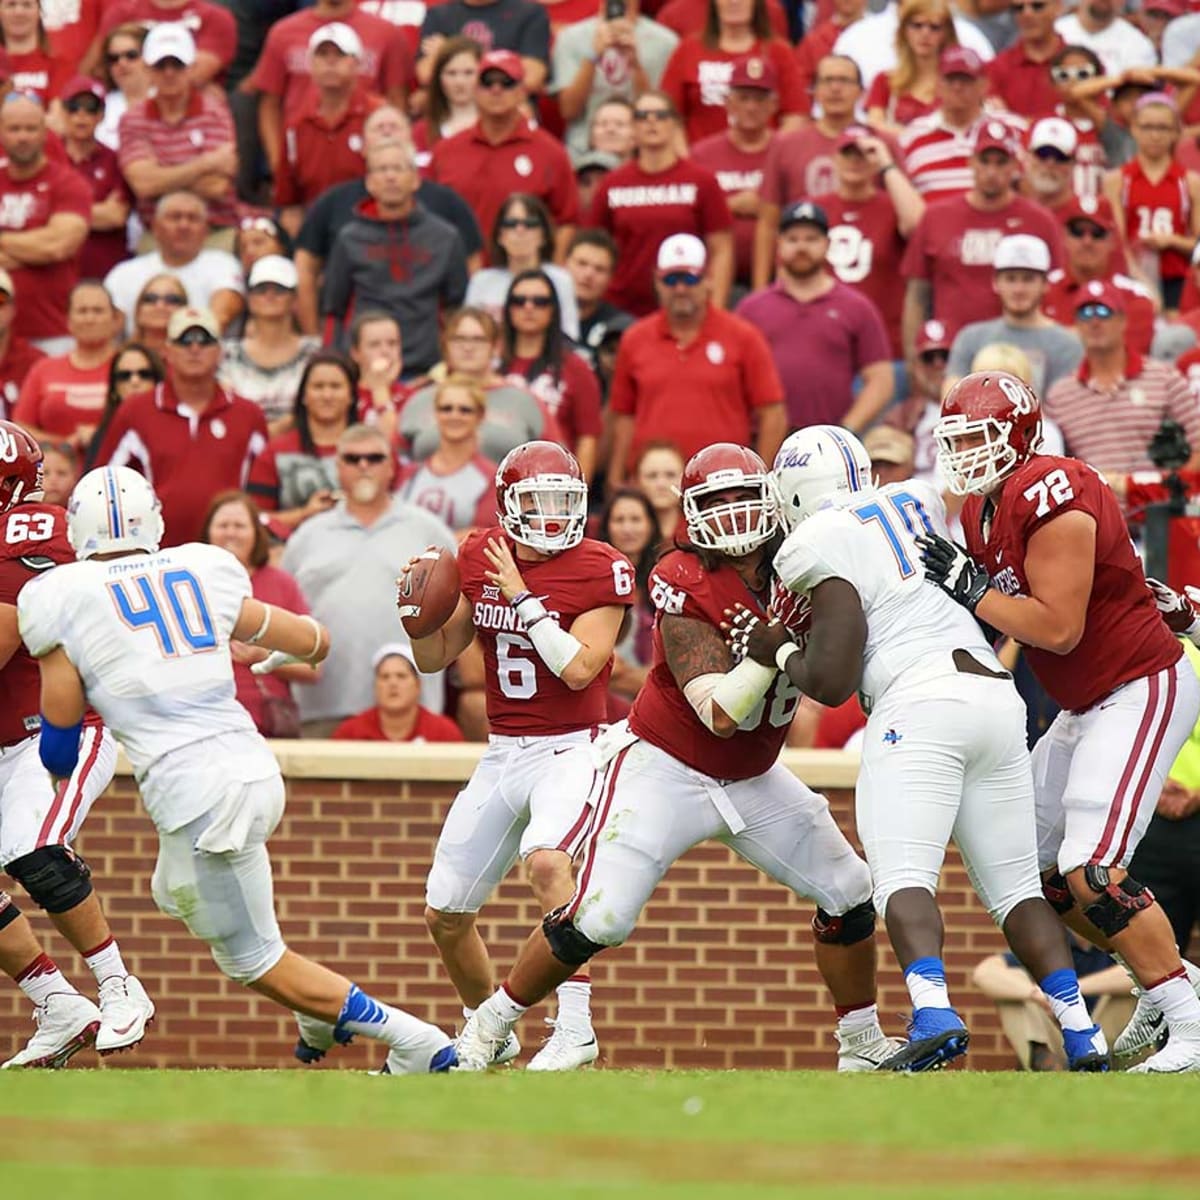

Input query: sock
[555,976,592,1029]
[836,1001,879,1036]
[903,957,952,1010]
[83,936,128,986]
[1146,969,1200,1026]
[14,953,76,1008]
[491,983,531,1024]
[335,983,436,1050]
[1038,968,1094,1033]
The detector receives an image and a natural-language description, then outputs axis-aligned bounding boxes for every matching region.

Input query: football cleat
[293,1012,354,1064]
[96,975,155,1055]
[492,1031,521,1066]
[1128,1020,1200,1074]
[453,1004,510,1072]
[883,1007,969,1073]
[1,992,101,1069]
[1113,989,1167,1062]
[835,1024,907,1073]
[526,1018,599,1072]
[1063,1023,1110,1072]
[379,1025,459,1075]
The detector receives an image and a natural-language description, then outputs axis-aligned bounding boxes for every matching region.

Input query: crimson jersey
[962,455,1181,712]
[1121,159,1193,281]
[630,548,808,781]
[459,527,634,737]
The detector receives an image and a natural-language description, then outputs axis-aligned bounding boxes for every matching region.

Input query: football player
[18,466,455,1074]
[0,421,152,1068]
[404,441,632,1070]
[920,370,1200,1073]
[727,425,1108,1071]
[452,443,899,1073]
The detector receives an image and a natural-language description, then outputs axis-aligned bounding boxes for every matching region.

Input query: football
[397,547,461,638]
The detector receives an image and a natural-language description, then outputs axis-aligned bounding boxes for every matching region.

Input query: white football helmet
[68,466,164,560]
[772,426,873,530]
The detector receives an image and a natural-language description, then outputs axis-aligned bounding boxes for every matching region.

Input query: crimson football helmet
[496,440,588,554]
[681,443,779,556]
[0,419,44,513]
[934,370,1042,496]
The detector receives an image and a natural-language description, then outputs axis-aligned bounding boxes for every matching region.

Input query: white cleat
[1114,988,1166,1062]
[96,975,154,1055]
[1127,1020,1200,1074]
[836,1025,908,1073]
[2,992,101,1069]
[492,1031,522,1065]
[453,1004,510,1071]
[526,1018,599,1072]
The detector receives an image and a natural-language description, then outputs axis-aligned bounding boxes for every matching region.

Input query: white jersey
[773,479,1003,710]
[17,543,271,813]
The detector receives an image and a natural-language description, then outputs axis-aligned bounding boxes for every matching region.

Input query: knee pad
[1081,866,1155,938]
[542,906,608,966]
[0,891,21,932]
[812,900,876,946]
[6,845,93,914]
[1041,870,1075,915]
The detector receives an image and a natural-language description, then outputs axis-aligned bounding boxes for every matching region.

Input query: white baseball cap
[143,22,197,67]
[308,22,364,59]
[248,255,299,290]
[1029,117,1078,157]
[657,233,707,274]
[993,234,1051,273]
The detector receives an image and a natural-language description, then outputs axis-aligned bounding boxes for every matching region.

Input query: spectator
[39,439,80,506]
[1104,94,1200,313]
[84,341,164,470]
[566,228,632,375]
[901,121,1064,360]
[401,307,547,461]
[588,95,636,160]
[552,0,678,158]
[752,54,867,287]
[465,194,581,338]
[234,213,291,282]
[691,58,779,294]
[0,93,90,353]
[657,0,789,41]
[634,439,684,542]
[863,424,915,487]
[60,76,133,282]
[591,90,733,315]
[321,140,468,376]
[295,105,484,333]
[866,0,957,136]
[130,272,188,355]
[0,267,43,419]
[332,646,464,743]
[246,349,359,530]
[95,23,151,150]
[118,24,238,245]
[945,235,1082,394]
[598,486,657,702]
[816,125,926,362]
[1044,49,1112,195]
[412,36,479,167]
[661,0,804,146]
[987,0,1064,121]
[91,0,238,88]
[395,374,497,532]
[1054,0,1154,76]
[608,233,785,488]
[500,269,602,477]
[574,148,620,216]
[417,0,550,93]
[1043,280,1200,500]
[1024,117,1084,219]
[96,305,268,545]
[43,0,100,70]
[794,0,869,120]
[887,317,950,484]
[347,310,407,441]
[103,192,243,335]
[428,50,578,261]
[200,489,317,739]
[274,22,380,232]
[219,256,319,437]
[739,201,893,432]
[282,422,456,737]
[0,0,68,106]
[247,0,413,177]
[13,280,120,450]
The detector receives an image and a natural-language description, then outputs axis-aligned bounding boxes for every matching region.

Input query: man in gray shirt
[946,234,1083,396]
[283,424,457,736]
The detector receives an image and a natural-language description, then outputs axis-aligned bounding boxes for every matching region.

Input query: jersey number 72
[107,569,217,658]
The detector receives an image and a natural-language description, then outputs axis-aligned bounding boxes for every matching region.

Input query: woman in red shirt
[0,0,69,107]
[866,0,957,136]
[332,647,464,743]
[412,36,480,170]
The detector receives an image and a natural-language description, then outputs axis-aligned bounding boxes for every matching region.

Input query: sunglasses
[114,367,157,383]
[340,452,388,466]
[633,108,671,121]
[1011,0,1048,11]
[173,328,218,347]
[1052,65,1097,84]
[1077,303,1115,321]
[661,270,702,287]
[919,349,949,365]
[1033,145,1071,162]
[1066,222,1108,240]
[479,73,519,90]
[907,19,947,31]
[65,95,103,115]
[107,48,141,64]
[509,294,553,308]
[436,404,479,415]
[249,282,293,296]
[501,217,541,230]
[140,291,186,306]
[150,57,187,71]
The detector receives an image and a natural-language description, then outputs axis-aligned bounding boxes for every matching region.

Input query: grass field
[0,1070,1195,1200]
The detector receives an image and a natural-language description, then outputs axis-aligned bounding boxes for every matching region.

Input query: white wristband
[711,656,778,725]
[775,642,800,674]
[514,595,582,677]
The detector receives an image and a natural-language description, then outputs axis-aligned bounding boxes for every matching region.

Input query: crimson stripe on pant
[35,726,102,848]
[1112,665,1178,865]
[555,795,595,856]
[566,745,631,920]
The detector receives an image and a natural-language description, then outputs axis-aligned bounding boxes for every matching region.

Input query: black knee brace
[1042,870,1075,915]
[0,891,21,932]
[1081,865,1154,938]
[812,900,875,946]
[6,846,93,914]
[542,907,607,966]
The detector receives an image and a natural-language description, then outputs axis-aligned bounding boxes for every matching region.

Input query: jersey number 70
[107,569,217,658]
[850,491,934,578]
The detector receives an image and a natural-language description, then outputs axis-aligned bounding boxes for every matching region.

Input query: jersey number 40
[108,569,217,658]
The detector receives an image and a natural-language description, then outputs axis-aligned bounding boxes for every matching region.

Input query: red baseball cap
[974,118,1017,157]
[915,319,952,354]
[835,124,873,152]
[1060,194,1117,234]
[1073,279,1126,315]
[940,47,985,78]
[60,75,106,103]
[478,50,523,83]
[729,56,779,91]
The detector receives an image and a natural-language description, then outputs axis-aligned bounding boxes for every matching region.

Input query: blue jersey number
[108,569,217,657]
[851,491,934,579]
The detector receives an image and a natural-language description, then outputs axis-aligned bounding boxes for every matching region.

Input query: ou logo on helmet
[997,375,1036,416]
[0,427,18,464]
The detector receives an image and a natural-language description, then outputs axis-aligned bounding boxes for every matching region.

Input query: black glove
[915,532,992,613]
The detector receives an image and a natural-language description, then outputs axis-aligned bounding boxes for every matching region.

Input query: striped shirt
[900,108,1027,204]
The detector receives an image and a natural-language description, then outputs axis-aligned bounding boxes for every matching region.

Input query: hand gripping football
[397,548,460,638]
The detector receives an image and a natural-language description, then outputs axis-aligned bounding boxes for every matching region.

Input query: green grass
[0,1070,1194,1200]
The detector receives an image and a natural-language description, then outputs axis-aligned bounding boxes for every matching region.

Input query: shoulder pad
[19,555,57,572]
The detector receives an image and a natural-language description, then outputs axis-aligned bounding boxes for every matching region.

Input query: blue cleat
[883,1007,969,1072]
[293,1014,354,1064]
[429,1043,458,1072]
[1063,1024,1110,1072]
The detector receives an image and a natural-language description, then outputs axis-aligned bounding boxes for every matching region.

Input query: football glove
[916,532,992,613]
[1146,577,1200,643]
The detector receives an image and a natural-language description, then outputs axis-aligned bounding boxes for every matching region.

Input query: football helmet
[680,443,778,556]
[772,426,872,531]
[935,370,1042,496]
[496,441,588,555]
[0,420,44,512]
[67,466,164,560]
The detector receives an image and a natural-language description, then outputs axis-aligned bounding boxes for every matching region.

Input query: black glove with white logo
[916,533,992,614]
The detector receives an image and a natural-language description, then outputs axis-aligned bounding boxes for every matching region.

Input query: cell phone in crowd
[605,0,627,20]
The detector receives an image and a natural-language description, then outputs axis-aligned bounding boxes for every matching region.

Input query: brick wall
[0,755,1019,1072]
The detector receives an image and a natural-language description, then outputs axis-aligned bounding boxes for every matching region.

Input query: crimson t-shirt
[99,0,238,75]
[691,131,772,285]
[8,49,70,104]
[13,354,112,439]
[45,0,101,68]
[331,706,465,742]
[503,353,602,451]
